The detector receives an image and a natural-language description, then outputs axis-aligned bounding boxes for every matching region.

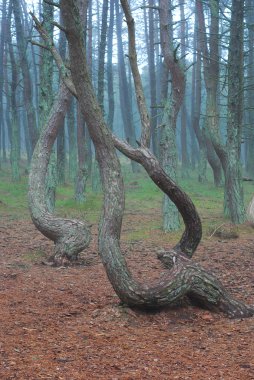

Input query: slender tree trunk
[107,0,115,130]
[196,0,223,187]
[12,0,38,152]
[159,0,186,231]
[57,9,67,185]
[147,0,158,155]
[7,9,20,181]
[67,98,78,183]
[115,0,139,172]
[39,2,56,212]
[0,0,7,167]
[97,0,108,112]
[245,0,254,178]
[75,103,88,203]
[225,0,245,224]
[179,0,189,177]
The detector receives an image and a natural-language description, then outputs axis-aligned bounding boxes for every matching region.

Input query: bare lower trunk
[28,82,91,264]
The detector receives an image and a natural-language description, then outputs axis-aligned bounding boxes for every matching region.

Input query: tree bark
[7,4,20,181]
[179,0,189,177]
[12,0,38,152]
[97,0,108,112]
[196,0,223,187]
[107,0,115,130]
[114,0,139,172]
[158,0,186,231]
[75,103,88,203]
[225,0,245,224]
[28,82,91,264]
[0,0,7,166]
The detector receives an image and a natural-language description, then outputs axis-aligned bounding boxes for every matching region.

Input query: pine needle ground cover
[0,167,253,379]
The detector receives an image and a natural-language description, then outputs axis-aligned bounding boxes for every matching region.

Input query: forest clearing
[0,166,254,379]
[1,0,254,378]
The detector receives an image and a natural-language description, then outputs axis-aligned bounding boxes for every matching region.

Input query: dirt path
[0,217,253,379]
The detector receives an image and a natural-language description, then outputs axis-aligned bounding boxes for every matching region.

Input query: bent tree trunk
[61,0,253,318]
[28,82,91,264]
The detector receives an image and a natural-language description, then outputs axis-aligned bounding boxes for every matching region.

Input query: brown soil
[0,215,253,380]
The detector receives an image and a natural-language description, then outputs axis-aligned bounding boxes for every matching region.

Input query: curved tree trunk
[28,82,91,265]
[60,0,253,318]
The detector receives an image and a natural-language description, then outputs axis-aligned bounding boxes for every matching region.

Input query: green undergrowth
[1,161,254,243]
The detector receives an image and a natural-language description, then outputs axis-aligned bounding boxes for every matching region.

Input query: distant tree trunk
[197,0,245,224]
[21,0,39,123]
[115,0,139,172]
[245,0,254,178]
[86,0,93,178]
[75,103,88,203]
[225,0,245,223]
[60,0,254,318]
[12,0,38,152]
[190,16,205,177]
[179,0,189,177]
[7,6,20,181]
[67,98,78,183]
[159,0,186,231]
[57,9,68,185]
[0,0,7,166]
[196,0,223,187]
[107,0,115,130]
[147,0,158,155]
[28,82,91,264]
[97,0,108,112]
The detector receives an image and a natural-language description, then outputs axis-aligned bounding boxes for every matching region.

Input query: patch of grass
[0,170,29,218]
[23,249,47,263]
[1,162,254,242]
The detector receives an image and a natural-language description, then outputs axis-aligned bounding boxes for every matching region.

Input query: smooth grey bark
[60,0,254,318]
[28,82,91,264]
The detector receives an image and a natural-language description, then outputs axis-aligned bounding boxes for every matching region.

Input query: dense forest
[0,1,254,378]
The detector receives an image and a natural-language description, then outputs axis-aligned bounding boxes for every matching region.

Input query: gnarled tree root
[157,250,254,318]
[28,82,91,265]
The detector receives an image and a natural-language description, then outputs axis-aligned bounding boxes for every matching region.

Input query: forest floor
[0,206,254,380]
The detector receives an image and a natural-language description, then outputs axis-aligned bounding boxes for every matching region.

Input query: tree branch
[43,0,60,8]
[120,0,151,147]
[29,12,77,97]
